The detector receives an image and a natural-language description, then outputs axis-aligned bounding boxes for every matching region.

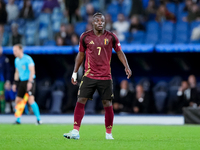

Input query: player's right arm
[12,68,19,92]
[71,33,86,85]
[71,52,85,85]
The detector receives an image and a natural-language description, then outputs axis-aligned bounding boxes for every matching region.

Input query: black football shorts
[78,76,114,100]
[17,80,36,98]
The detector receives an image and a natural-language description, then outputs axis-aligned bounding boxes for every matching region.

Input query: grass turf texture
[0,125,200,150]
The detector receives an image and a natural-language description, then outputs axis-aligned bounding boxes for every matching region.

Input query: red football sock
[73,102,85,131]
[104,106,114,134]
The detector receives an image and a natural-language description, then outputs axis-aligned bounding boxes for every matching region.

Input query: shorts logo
[104,38,109,45]
[111,94,114,97]
[89,41,94,44]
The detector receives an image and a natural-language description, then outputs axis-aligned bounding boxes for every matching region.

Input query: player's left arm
[116,50,132,79]
[27,65,35,91]
[27,56,35,91]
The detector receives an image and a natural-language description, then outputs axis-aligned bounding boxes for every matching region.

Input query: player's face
[93,15,105,31]
[13,46,21,57]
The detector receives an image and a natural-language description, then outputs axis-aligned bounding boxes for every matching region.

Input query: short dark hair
[14,44,23,50]
[93,12,104,18]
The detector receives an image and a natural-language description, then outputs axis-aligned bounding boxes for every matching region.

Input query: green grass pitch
[0,124,200,150]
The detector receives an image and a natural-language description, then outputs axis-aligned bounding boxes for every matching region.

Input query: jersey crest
[104,38,109,45]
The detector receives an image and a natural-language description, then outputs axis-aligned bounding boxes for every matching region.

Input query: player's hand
[27,82,32,91]
[125,67,132,79]
[71,72,78,85]
[12,84,17,92]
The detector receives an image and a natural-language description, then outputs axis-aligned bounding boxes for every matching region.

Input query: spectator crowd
[1,0,200,46]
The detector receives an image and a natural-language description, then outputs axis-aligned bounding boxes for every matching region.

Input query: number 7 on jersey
[97,47,101,55]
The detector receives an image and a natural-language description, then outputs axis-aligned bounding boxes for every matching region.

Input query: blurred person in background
[85,23,93,31]
[183,0,193,12]
[56,35,65,46]
[71,33,79,46]
[10,23,22,46]
[0,24,9,46]
[0,1,7,25]
[129,15,145,33]
[156,4,176,22]
[113,80,134,114]
[65,0,80,23]
[183,3,200,22]
[4,80,15,113]
[19,0,34,20]
[65,24,76,45]
[42,0,59,13]
[56,23,67,43]
[112,13,129,41]
[129,0,144,17]
[176,81,190,113]
[133,84,150,114]
[176,78,199,114]
[0,46,11,113]
[12,44,41,124]
[145,0,157,21]
[188,75,200,106]
[6,0,19,22]
[105,14,113,31]
[82,3,96,22]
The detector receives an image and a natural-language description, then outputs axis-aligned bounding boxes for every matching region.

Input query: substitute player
[12,44,41,124]
[64,13,132,140]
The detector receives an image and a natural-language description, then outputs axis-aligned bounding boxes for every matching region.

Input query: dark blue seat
[159,21,174,44]
[43,40,56,46]
[75,22,87,36]
[145,33,159,44]
[177,12,188,22]
[146,21,160,34]
[132,31,145,44]
[107,3,119,22]
[166,3,176,14]
[174,22,189,43]
[145,21,160,44]
[190,21,200,31]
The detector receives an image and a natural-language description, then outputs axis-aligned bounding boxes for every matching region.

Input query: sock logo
[107,125,112,128]
[74,121,78,125]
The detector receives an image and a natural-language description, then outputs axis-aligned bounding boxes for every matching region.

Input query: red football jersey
[79,30,121,80]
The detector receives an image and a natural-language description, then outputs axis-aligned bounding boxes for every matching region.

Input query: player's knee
[28,96,35,105]
[77,98,88,104]
[102,100,112,107]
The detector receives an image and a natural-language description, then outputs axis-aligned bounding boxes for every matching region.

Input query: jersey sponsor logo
[104,38,109,45]
[89,40,94,44]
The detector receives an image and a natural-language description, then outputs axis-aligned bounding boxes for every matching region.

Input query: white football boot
[63,129,80,140]
[106,133,114,140]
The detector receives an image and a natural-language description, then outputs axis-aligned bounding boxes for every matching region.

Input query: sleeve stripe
[82,35,87,49]
[110,34,116,47]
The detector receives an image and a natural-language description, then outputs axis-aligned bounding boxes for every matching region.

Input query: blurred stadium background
[1,0,200,124]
